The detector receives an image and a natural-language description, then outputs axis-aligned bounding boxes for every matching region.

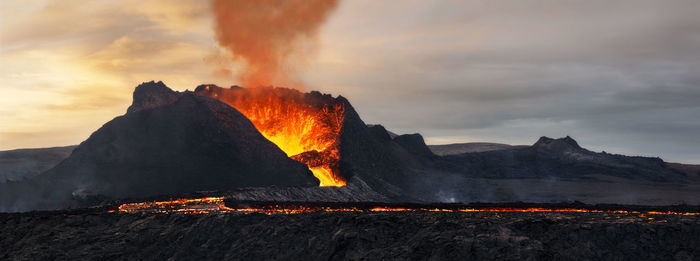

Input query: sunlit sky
[1,0,699,163]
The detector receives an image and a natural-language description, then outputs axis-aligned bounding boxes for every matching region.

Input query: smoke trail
[212,0,339,89]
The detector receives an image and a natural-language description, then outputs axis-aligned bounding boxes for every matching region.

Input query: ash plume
[212,0,339,89]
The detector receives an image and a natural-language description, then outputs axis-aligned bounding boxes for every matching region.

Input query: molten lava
[116,197,700,216]
[199,86,346,186]
[118,197,230,214]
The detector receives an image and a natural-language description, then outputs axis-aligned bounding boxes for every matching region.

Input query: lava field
[1,206,698,260]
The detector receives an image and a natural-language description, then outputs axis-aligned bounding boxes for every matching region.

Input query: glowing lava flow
[198,86,346,187]
[116,197,700,216]
[118,197,231,214]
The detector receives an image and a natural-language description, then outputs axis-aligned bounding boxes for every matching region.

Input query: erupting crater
[195,85,346,187]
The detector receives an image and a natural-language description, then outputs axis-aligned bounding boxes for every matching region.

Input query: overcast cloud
[1,0,699,163]
[307,0,700,163]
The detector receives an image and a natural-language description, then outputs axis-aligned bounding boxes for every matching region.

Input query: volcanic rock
[393,134,436,159]
[336,107,442,201]
[2,210,698,260]
[532,136,582,151]
[126,81,180,113]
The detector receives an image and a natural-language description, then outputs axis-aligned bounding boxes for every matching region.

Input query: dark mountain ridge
[440,135,692,183]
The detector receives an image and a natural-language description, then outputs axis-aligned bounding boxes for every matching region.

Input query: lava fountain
[196,85,346,186]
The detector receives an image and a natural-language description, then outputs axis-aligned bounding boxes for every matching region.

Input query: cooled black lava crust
[1,211,698,260]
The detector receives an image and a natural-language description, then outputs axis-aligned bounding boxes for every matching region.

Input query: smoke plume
[212,0,339,89]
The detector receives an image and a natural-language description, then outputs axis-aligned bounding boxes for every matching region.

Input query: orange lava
[202,86,346,187]
[118,197,231,214]
[116,197,700,216]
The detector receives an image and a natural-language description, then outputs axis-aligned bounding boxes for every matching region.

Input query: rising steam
[212,0,339,89]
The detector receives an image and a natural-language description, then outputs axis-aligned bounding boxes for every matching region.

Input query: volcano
[1,81,699,212]
[0,82,319,211]
[194,84,445,201]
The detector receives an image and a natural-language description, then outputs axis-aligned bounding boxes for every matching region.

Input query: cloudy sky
[1,0,699,163]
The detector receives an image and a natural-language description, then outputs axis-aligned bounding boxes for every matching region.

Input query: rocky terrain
[222,176,389,202]
[1,210,697,260]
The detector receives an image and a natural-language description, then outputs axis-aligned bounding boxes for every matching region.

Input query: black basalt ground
[1,210,698,260]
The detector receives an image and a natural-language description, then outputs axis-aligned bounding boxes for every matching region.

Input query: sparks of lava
[200,86,346,187]
[117,197,700,216]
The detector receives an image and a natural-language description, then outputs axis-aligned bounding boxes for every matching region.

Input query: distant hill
[429,142,527,155]
[440,136,694,182]
[0,146,76,183]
